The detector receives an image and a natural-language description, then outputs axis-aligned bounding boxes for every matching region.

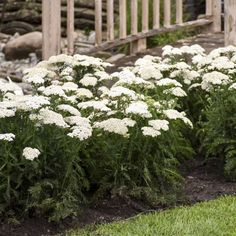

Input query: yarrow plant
[8,43,236,222]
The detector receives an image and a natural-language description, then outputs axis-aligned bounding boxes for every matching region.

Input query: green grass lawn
[68,196,236,236]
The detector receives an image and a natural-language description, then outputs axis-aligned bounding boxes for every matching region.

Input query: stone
[3,32,42,60]
[92,51,112,60]
[106,54,126,63]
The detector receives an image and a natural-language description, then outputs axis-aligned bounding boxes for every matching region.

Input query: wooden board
[42,0,61,60]
[225,0,236,46]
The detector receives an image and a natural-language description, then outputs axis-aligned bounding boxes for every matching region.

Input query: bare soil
[1,156,236,236]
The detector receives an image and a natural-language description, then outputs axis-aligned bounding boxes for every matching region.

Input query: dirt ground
[1,156,236,236]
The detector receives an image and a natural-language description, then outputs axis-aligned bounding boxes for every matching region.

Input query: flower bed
[1,44,236,222]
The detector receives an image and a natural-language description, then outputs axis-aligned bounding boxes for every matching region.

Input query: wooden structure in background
[42,0,236,59]
[225,0,236,46]
[42,0,61,60]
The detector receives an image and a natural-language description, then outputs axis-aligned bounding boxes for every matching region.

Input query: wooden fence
[42,0,234,60]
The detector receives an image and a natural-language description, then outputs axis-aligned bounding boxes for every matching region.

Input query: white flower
[126,101,152,118]
[48,54,74,65]
[175,62,191,70]
[133,65,163,80]
[170,69,200,85]
[73,54,112,68]
[163,109,183,120]
[62,82,78,92]
[43,85,66,97]
[0,108,15,118]
[0,81,23,96]
[67,124,92,141]
[65,116,90,126]
[201,71,231,91]
[24,75,45,85]
[0,133,15,142]
[156,78,182,87]
[192,55,212,67]
[164,87,187,97]
[23,67,55,82]
[112,70,136,81]
[188,83,201,90]
[78,100,111,112]
[16,95,50,111]
[231,54,236,63]
[60,67,73,76]
[23,147,40,161]
[80,74,98,87]
[95,71,111,81]
[98,86,110,95]
[94,118,130,136]
[163,109,193,127]
[122,118,136,127]
[106,86,137,100]
[148,119,169,131]
[141,127,161,137]
[36,108,69,128]
[76,88,93,99]
[209,56,235,70]
[229,83,236,90]
[57,104,81,116]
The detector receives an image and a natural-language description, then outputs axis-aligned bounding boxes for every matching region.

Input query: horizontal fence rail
[42,0,225,59]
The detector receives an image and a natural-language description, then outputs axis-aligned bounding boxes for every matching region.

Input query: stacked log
[0,0,119,35]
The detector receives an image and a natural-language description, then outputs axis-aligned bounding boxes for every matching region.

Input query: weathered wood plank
[176,0,183,24]
[130,0,138,54]
[67,0,74,55]
[225,0,236,46]
[164,0,171,27]
[81,19,213,54]
[206,0,213,16]
[42,0,61,60]
[107,0,114,41]
[153,0,160,29]
[212,0,221,32]
[95,0,102,46]
[138,0,149,52]
[119,0,127,39]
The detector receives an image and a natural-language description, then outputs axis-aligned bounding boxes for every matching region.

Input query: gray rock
[106,54,126,63]
[3,32,42,60]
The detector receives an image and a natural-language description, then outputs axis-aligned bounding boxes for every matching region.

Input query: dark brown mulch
[1,157,236,236]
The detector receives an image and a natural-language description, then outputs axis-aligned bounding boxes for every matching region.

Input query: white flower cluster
[0,133,15,142]
[201,71,231,91]
[126,101,152,118]
[36,108,69,128]
[94,118,135,136]
[23,147,40,161]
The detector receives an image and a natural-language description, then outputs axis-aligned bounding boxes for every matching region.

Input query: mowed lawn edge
[68,196,236,236]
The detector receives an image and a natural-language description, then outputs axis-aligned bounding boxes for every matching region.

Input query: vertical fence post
[42,0,61,60]
[225,0,236,46]
[164,0,171,27]
[67,0,74,55]
[130,0,138,54]
[137,0,149,51]
[107,0,114,41]
[95,0,102,46]
[212,0,221,32]
[119,0,127,39]
[176,0,183,24]
[206,0,213,16]
[153,0,160,29]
